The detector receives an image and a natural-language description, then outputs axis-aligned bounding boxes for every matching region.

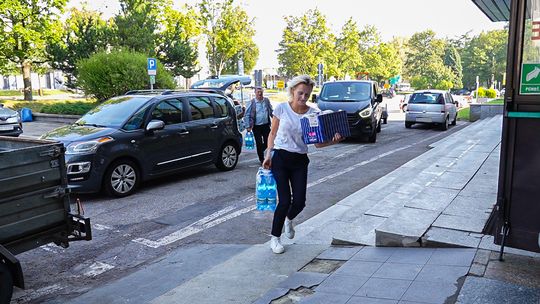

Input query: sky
[68,0,507,69]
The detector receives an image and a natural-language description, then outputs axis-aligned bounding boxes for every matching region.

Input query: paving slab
[299,291,351,304]
[316,246,363,261]
[442,195,496,218]
[422,227,482,248]
[277,272,329,289]
[415,264,469,283]
[149,244,327,304]
[375,208,439,247]
[355,278,412,300]
[404,187,460,212]
[432,213,489,233]
[401,280,459,304]
[315,273,369,296]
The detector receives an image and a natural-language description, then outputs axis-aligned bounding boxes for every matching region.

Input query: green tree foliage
[405,30,455,89]
[199,0,259,76]
[222,40,259,74]
[461,30,508,88]
[277,9,335,78]
[335,18,362,79]
[113,0,163,54]
[157,4,200,78]
[77,50,174,101]
[0,0,67,100]
[362,42,402,83]
[48,7,111,88]
[444,44,463,89]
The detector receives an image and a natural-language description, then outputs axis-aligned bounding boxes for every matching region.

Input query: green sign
[149,75,156,85]
[520,63,540,94]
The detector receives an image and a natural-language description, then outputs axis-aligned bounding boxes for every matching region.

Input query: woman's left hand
[332,133,344,143]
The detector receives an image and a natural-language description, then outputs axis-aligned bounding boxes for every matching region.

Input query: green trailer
[0,136,91,303]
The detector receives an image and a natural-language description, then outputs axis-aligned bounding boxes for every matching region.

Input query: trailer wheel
[0,262,13,304]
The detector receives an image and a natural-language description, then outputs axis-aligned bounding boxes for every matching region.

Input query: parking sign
[147,58,157,76]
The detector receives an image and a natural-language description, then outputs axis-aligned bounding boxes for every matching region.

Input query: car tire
[368,129,377,143]
[104,159,140,197]
[451,114,457,126]
[0,262,13,304]
[382,117,388,124]
[441,116,449,131]
[405,122,413,129]
[376,121,382,133]
[215,142,239,171]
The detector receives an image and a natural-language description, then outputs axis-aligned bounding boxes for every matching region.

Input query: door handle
[178,130,190,135]
[210,124,218,129]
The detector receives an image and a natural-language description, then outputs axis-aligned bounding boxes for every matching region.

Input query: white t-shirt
[273,102,317,154]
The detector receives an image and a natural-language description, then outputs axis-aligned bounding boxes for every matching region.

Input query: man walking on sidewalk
[244,86,273,163]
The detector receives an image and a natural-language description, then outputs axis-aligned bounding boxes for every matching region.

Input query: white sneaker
[270,236,284,254]
[284,218,295,239]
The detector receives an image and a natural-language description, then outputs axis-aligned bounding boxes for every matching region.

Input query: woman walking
[262,75,343,254]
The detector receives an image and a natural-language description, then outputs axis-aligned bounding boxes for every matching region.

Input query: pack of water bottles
[255,167,277,211]
[245,131,255,150]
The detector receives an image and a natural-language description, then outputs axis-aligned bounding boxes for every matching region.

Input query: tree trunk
[22,61,33,101]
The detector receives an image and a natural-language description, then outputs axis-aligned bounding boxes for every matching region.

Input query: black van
[316,80,384,143]
[41,90,243,197]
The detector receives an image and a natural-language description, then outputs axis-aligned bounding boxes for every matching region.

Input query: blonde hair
[287,75,316,97]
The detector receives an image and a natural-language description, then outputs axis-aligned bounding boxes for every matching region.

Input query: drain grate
[299,258,345,274]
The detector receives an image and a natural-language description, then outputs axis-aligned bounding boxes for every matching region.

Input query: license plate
[0,125,14,131]
[416,117,432,123]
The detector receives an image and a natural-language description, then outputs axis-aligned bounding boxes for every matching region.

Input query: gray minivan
[405,90,458,130]
[316,80,384,143]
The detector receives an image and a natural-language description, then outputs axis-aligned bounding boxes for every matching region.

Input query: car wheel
[376,121,382,133]
[104,159,140,197]
[215,142,239,171]
[368,128,377,143]
[441,116,449,131]
[405,121,413,129]
[451,114,457,126]
[0,262,13,304]
[382,117,388,124]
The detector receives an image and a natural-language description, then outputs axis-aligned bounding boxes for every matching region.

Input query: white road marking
[133,132,446,248]
[93,223,113,231]
[84,261,115,277]
[12,284,65,302]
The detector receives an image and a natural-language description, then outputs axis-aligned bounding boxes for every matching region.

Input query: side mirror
[146,120,165,132]
[311,94,317,103]
[376,94,383,103]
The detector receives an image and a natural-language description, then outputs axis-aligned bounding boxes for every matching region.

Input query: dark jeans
[253,123,271,162]
[270,149,309,237]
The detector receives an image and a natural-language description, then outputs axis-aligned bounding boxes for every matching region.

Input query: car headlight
[6,113,19,123]
[66,137,114,155]
[359,107,373,118]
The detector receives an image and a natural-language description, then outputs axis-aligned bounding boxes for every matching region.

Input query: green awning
[472,0,511,21]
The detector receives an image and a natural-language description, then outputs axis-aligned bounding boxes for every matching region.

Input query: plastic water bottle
[265,170,277,211]
[256,168,268,210]
[245,131,254,150]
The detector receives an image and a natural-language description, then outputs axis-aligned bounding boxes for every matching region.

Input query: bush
[40,101,98,115]
[486,88,497,98]
[77,50,175,101]
[477,87,487,98]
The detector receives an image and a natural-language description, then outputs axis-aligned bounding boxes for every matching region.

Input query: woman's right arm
[262,116,280,169]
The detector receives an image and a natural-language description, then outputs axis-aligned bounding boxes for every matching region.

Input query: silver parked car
[405,90,458,131]
[0,104,22,136]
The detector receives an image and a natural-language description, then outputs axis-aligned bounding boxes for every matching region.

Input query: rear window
[409,93,444,104]
[320,82,371,101]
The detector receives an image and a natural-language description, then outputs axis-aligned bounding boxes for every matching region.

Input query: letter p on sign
[147,58,157,76]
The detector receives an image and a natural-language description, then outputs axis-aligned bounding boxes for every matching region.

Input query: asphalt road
[11,96,470,303]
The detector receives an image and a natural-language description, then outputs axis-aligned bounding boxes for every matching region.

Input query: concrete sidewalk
[67,115,540,304]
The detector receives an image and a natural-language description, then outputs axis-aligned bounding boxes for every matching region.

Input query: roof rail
[124,89,168,95]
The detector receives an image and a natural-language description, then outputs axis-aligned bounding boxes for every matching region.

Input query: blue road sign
[147,58,157,75]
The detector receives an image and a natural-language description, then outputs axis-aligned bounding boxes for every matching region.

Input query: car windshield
[320,82,371,101]
[75,96,151,128]
[409,93,443,104]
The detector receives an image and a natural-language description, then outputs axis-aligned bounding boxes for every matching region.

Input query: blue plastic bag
[20,108,33,122]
